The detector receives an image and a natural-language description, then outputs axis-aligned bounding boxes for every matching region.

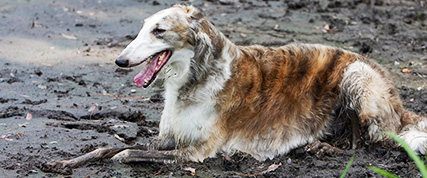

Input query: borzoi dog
[47,5,427,169]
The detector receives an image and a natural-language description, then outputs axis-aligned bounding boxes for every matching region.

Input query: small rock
[109,121,139,141]
[219,0,238,5]
[152,1,160,6]
[34,69,43,76]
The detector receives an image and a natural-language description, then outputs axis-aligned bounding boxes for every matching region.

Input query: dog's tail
[398,110,427,154]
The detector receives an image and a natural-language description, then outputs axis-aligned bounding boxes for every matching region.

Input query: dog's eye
[153,28,166,36]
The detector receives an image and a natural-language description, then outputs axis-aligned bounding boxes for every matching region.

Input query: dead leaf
[5,138,13,141]
[61,33,77,40]
[222,153,232,161]
[88,103,98,112]
[323,24,330,31]
[26,113,32,120]
[417,82,426,91]
[183,167,196,176]
[18,122,29,127]
[20,95,30,98]
[265,163,282,173]
[88,102,98,120]
[111,124,129,129]
[315,24,335,34]
[17,132,25,138]
[37,84,47,89]
[401,68,411,73]
[114,134,125,142]
[239,163,282,176]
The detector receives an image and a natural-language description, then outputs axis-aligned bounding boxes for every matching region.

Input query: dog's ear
[188,9,204,24]
[175,5,204,25]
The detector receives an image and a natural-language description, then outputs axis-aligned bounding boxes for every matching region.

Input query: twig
[154,166,166,176]
[84,167,102,178]
[92,92,127,103]
[92,92,151,102]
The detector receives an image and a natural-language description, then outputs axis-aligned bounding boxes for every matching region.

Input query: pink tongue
[134,51,168,88]
[133,57,157,87]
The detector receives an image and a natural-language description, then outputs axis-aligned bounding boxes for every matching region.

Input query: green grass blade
[384,131,427,177]
[366,165,400,178]
[339,154,355,178]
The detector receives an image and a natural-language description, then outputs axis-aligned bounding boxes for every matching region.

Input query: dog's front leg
[111,149,177,164]
[110,137,178,164]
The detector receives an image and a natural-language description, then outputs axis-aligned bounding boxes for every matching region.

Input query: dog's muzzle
[115,56,129,67]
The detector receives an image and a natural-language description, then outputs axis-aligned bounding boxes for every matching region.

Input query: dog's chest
[161,88,219,144]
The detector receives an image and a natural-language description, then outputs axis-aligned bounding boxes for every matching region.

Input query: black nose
[115,56,129,67]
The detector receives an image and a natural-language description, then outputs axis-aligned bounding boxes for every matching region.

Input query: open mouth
[134,50,172,88]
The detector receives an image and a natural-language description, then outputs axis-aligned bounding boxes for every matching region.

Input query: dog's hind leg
[341,61,402,142]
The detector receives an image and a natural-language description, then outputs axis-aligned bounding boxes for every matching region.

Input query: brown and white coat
[47,5,427,169]
[116,5,427,161]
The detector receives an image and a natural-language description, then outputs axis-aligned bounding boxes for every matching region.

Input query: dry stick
[154,166,166,176]
[47,145,149,169]
[92,92,127,103]
[84,167,102,178]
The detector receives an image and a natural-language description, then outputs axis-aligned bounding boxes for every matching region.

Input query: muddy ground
[0,0,426,177]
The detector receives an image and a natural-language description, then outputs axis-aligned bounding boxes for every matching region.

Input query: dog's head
[115,5,204,88]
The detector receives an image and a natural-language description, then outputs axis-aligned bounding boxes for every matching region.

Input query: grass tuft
[340,154,355,178]
[367,131,427,177]
[366,165,400,178]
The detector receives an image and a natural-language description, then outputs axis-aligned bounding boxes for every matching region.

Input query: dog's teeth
[159,52,165,60]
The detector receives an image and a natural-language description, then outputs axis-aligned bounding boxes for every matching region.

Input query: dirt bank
[0,0,425,177]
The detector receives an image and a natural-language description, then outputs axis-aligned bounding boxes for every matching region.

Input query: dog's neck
[166,19,238,107]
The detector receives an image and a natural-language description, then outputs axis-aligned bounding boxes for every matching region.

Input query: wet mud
[0,0,425,177]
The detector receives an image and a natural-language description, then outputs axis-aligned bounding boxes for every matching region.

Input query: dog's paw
[400,130,427,155]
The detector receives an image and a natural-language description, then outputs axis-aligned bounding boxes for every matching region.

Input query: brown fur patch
[217,44,359,141]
